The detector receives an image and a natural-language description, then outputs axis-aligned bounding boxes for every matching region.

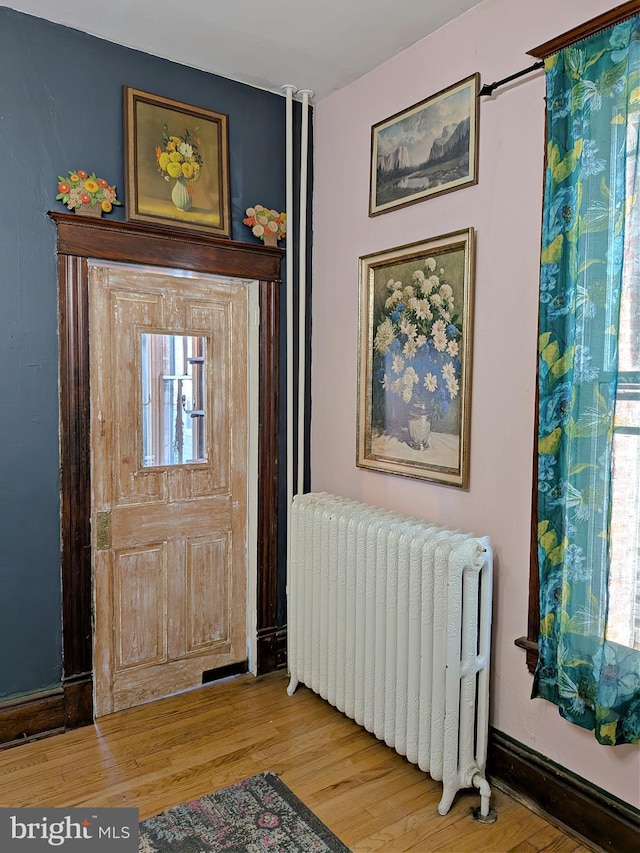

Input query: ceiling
[4,0,482,102]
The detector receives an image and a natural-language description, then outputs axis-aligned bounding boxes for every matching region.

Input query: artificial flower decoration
[56,170,121,213]
[243,205,286,242]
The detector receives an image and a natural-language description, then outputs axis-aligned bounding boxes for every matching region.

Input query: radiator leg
[287,675,299,696]
[437,786,457,816]
[471,772,497,823]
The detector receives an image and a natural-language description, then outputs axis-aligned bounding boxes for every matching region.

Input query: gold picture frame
[369,74,479,216]
[124,87,231,237]
[356,229,475,488]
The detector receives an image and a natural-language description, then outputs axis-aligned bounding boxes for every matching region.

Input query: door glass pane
[141,333,206,467]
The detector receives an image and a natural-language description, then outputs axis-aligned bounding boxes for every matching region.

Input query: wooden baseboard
[62,675,93,729]
[256,626,287,675]
[0,674,93,749]
[488,728,640,852]
[0,689,64,748]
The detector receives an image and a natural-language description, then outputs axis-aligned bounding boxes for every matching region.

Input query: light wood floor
[0,671,594,852]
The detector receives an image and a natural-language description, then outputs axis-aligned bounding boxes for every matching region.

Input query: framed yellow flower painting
[356,229,475,488]
[124,87,231,237]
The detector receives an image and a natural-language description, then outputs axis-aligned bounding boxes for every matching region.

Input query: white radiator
[287,492,494,818]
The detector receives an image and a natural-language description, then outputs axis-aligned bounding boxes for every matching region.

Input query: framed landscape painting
[356,229,475,488]
[124,87,231,237]
[369,74,479,216]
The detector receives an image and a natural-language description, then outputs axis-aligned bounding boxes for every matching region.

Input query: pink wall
[311,0,640,808]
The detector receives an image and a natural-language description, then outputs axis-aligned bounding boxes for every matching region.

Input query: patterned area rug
[139,771,351,852]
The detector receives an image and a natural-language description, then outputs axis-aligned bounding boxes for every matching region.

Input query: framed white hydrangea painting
[356,229,475,488]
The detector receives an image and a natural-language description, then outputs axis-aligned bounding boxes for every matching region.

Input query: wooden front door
[89,262,248,716]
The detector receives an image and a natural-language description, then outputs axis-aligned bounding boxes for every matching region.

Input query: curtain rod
[478,60,544,97]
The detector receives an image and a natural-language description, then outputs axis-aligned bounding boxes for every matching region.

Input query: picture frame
[356,229,475,488]
[369,74,479,216]
[124,87,231,238]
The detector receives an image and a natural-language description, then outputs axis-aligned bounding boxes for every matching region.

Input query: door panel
[186,534,230,651]
[114,545,167,669]
[89,263,248,716]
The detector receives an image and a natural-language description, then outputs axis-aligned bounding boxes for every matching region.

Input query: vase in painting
[171,177,192,212]
[407,399,431,450]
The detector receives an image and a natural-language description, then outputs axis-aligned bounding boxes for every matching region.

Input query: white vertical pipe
[282,83,297,663]
[297,89,313,498]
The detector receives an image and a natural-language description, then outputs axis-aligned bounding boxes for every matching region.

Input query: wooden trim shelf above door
[49,211,284,731]
[51,212,283,280]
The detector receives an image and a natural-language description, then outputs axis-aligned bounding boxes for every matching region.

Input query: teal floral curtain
[533,17,640,744]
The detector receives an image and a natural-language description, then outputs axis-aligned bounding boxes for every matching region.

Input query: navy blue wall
[0,8,297,700]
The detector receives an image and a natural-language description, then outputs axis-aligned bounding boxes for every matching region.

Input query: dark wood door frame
[50,212,283,727]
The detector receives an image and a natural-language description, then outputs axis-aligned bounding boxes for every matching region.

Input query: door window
[141,332,206,467]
